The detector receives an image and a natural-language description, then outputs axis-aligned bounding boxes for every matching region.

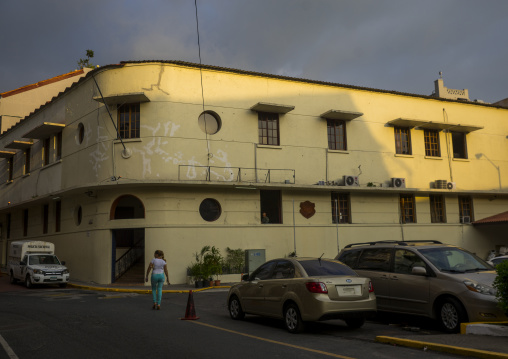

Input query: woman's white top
[151,258,166,274]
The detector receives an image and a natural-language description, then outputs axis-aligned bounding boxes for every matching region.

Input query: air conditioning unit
[343,175,359,187]
[460,216,471,224]
[446,182,456,190]
[391,177,406,188]
[435,180,447,189]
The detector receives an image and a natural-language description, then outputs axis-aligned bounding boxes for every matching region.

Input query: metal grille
[118,103,140,139]
[399,194,416,223]
[258,112,279,145]
[394,127,411,155]
[430,195,446,223]
[327,120,346,150]
[424,130,440,157]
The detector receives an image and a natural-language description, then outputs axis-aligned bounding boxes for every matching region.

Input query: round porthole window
[75,205,83,226]
[199,198,221,222]
[198,111,222,135]
[77,123,85,144]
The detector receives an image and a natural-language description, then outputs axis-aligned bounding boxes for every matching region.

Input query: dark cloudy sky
[1,0,507,102]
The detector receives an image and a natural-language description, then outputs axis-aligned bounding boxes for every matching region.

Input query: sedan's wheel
[345,318,365,329]
[9,271,17,284]
[228,295,245,320]
[439,298,466,333]
[284,303,304,333]
[25,275,33,289]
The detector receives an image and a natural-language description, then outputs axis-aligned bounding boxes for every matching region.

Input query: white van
[8,240,70,288]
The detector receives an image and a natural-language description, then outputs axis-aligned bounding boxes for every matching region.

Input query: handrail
[115,239,144,280]
[178,165,295,184]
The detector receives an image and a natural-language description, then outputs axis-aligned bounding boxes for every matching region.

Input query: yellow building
[1,61,507,285]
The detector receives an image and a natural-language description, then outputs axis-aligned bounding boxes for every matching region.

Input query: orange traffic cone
[181,290,199,320]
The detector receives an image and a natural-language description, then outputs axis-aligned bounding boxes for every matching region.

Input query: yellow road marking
[191,321,355,359]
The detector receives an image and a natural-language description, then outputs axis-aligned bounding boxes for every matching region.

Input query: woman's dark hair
[155,250,166,261]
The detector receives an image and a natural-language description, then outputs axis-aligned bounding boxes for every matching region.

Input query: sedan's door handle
[258,284,264,288]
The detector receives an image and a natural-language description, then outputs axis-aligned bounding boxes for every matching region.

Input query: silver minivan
[336,240,508,332]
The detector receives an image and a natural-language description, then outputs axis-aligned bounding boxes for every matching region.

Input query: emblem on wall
[300,201,316,219]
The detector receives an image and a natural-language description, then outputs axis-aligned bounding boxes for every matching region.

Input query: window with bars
[55,200,61,233]
[399,194,416,223]
[394,127,411,155]
[56,132,62,161]
[430,195,446,223]
[459,196,473,223]
[327,120,347,150]
[451,132,467,159]
[43,204,49,234]
[23,209,29,237]
[43,137,50,165]
[424,130,440,157]
[258,112,280,146]
[8,157,13,181]
[118,103,140,139]
[331,193,351,223]
[24,148,31,175]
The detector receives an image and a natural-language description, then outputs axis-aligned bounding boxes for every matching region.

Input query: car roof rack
[344,240,443,248]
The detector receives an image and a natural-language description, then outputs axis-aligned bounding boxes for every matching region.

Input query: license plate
[50,277,58,281]
[336,285,361,296]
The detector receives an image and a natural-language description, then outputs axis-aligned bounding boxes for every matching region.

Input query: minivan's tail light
[306,282,328,293]
[368,281,374,293]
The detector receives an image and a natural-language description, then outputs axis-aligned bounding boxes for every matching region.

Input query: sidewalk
[1,272,507,358]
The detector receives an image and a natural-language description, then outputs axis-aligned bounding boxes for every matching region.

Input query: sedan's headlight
[464,280,496,295]
[62,269,69,274]
[33,269,43,274]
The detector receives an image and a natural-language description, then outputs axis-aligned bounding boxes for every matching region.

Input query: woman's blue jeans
[151,273,165,305]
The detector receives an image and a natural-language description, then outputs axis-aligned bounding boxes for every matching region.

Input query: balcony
[178,165,295,184]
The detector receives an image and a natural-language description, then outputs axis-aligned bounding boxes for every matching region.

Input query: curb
[67,283,231,294]
[376,336,508,359]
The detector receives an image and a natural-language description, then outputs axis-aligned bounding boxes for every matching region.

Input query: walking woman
[145,250,170,310]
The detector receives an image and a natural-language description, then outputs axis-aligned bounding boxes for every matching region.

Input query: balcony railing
[178,165,295,184]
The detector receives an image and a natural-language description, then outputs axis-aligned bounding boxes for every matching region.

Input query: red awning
[472,211,508,225]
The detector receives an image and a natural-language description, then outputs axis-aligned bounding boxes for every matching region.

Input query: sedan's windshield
[299,260,357,277]
[29,255,61,265]
[419,247,491,273]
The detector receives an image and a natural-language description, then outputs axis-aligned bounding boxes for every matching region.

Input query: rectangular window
[394,127,411,155]
[258,112,280,146]
[23,209,28,237]
[55,200,61,232]
[260,190,282,224]
[424,130,440,157]
[327,120,346,150]
[430,195,446,223]
[43,204,49,234]
[6,213,11,239]
[118,103,140,139]
[459,196,473,223]
[451,132,467,159]
[400,194,416,223]
[8,157,13,181]
[43,137,50,165]
[24,148,31,175]
[56,132,62,161]
[331,193,351,223]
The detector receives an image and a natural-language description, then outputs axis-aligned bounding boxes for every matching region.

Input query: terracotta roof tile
[473,211,508,225]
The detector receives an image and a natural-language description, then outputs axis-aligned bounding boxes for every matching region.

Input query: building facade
[1,61,507,284]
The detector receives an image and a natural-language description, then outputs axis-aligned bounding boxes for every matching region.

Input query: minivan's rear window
[299,260,357,277]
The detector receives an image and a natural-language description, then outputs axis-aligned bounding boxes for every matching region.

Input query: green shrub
[493,261,508,315]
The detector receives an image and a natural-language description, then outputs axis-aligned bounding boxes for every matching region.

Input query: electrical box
[245,249,266,274]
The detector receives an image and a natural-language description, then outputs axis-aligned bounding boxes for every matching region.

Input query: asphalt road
[0,286,461,359]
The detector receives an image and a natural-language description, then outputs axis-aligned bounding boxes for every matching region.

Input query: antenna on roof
[439,71,443,79]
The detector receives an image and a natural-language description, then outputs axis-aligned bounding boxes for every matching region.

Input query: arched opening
[110,195,145,220]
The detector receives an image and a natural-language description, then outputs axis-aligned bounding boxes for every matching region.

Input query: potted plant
[188,263,203,288]
[203,246,223,286]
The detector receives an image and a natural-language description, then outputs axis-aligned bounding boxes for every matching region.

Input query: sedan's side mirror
[412,266,427,276]
[242,273,250,282]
